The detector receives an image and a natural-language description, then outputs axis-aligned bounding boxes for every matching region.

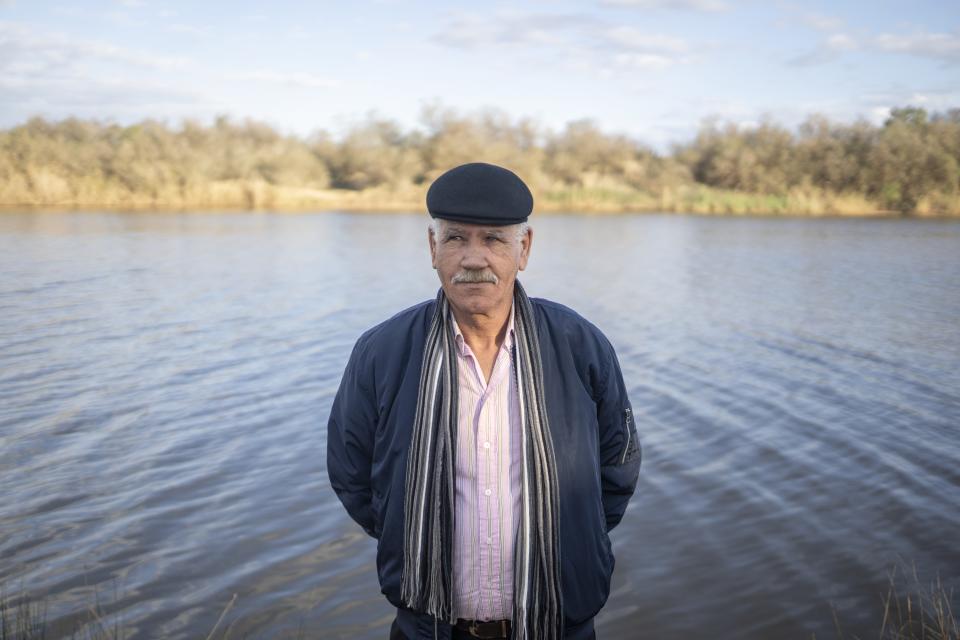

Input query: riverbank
[2,563,956,639]
[3,181,956,217]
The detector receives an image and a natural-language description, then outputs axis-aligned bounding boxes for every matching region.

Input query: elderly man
[327,162,641,640]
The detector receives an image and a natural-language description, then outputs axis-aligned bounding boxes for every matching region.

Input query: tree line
[1,105,958,215]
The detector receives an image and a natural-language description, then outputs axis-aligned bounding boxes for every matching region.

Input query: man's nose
[461,241,488,269]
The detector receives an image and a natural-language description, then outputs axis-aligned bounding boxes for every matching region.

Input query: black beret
[426,162,533,225]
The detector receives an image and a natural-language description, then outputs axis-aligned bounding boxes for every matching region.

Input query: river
[1,211,958,639]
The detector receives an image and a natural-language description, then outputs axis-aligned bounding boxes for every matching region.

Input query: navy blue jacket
[327,296,641,639]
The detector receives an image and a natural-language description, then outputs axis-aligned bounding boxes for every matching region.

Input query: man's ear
[518,226,533,271]
[428,225,438,269]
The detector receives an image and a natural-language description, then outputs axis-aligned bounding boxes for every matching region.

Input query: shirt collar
[450,303,516,358]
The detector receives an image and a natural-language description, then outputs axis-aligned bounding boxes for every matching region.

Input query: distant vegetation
[2,106,959,216]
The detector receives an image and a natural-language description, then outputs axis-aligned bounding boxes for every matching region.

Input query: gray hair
[429,218,530,243]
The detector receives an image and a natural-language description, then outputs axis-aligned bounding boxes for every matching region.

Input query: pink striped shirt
[450,306,522,621]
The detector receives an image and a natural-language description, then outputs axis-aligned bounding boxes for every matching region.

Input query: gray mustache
[452,269,499,284]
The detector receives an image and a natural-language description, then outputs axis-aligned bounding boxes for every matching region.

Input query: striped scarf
[401,281,562,640]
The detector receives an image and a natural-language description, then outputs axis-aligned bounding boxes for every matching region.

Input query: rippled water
[1,211,958,639]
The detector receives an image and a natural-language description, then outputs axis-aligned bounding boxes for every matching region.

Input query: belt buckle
[467,619,508,639]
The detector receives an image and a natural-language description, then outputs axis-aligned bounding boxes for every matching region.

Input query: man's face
[428,219,533,318]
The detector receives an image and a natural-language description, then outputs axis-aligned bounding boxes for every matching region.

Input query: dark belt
[454,618,511,639]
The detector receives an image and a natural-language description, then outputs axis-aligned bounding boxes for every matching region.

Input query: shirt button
[483,441,491,449]
[486,536,493,544]
[484,489,492,496]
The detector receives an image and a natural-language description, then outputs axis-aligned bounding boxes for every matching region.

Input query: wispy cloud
[0,73,199,108]
[0,21,189,73]
[50,5,82,17]
[789,28,960,67]
[598,27,691,69]
[432,12,691,72]
[874,31,960,64]
[599,0,729,13]
[789,9,844,33]
[610,52,681,70]
[104,10,146,27]
[0,19,203,125]
[166,23,211,37]
[432,12,593,49]
[229,70,340,90]
[854,86,960,124]
[0,59,204,126]
[600,27,689,53]
[781,91,955,128]
[787,32,856,66]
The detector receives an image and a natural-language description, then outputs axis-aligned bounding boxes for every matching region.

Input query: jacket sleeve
[326,337,379,538]
[595,340,641,532]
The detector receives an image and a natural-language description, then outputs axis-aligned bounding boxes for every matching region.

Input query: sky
[1,0,958,149]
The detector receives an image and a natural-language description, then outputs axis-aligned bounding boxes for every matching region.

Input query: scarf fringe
[402,283,563,638]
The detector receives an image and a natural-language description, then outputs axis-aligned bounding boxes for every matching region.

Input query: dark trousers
[388,617,407,640]
[389,615,597,640]
[390,618,506,639]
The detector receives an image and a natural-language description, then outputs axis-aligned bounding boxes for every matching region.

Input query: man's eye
[446,235,464,241]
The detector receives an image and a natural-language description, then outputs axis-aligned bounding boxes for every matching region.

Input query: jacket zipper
[619,407,633,465]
